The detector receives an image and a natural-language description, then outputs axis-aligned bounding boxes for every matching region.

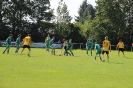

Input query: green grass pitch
[0,47,133,88]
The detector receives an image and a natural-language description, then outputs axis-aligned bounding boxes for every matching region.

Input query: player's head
[105,36,108,40]
[69,39,72,42]
[119,39,122,42]
[47,34,50,37]
[9,34,13,37]
[18,34,21,37]
[95,41,97,44]
[66,40,69,43]
[62,39,65,42]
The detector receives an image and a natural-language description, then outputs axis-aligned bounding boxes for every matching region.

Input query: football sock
[7,50,9,54]
[90,51,92,56]
[86,50,88,54]
[70,51,74,56]
[3,50,6,54]
[15,50,18,53]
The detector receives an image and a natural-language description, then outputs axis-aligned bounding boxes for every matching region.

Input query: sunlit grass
[0,47,133,88]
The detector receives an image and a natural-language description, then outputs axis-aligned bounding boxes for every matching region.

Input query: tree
[56,0,72,23]
[0,0,54,41]
[93,0,133,44]
[54,0,72,39]
[75,0,96,24]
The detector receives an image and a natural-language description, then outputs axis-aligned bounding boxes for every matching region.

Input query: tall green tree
[75,0,96,24]
[0,0,54,41]
[93,0,133,44]
[54,0,72,38]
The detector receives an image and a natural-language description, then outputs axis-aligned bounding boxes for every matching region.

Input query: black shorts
[23,45,30,49]
[118,48,124,52]
[102,51,109,54]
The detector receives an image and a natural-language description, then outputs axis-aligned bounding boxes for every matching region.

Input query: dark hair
[18,34,21,37]
[9,34,13,36]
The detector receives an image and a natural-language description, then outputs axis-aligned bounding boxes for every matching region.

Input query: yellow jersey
[23,36,31,46]
[102,40,111,51]
[117,42,124,48]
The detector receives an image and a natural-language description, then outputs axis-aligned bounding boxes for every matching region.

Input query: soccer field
[0,47,133,88]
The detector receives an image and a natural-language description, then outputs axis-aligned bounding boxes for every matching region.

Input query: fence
[0,41,133,51]
[72,43,133,51]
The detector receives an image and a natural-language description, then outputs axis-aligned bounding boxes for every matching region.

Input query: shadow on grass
[108,62,124,64]
[124,57,133,59]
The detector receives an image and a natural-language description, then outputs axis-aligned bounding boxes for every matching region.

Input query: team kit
[2,34,125,62]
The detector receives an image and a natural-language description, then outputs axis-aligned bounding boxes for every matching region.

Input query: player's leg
[53,48,55,55]
[106,51,109,62]
[90,48,92,56]
[3,48,7,54]
[46,44,49,52]
[3,44,9,54]
[20,45,26,55]
[59,48,64,56]
[27,46,31,57]
[118,48,120,56]
[102,51,105,61]
[69,48,74,56]
[15,44,19,53]
[6,44,10,54]
[7,47,10,54]
[122,49,125,57]
[99,54,103,62]
[86,47,88,54]
[94,53,97,61]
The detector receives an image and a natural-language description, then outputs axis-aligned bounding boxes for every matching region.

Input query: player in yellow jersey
[58,39,66,56]
[20,34,31,57]
[102,36,111,62]
[116,39,125,57]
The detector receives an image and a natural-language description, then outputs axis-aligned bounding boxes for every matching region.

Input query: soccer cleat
[28,54,30,57]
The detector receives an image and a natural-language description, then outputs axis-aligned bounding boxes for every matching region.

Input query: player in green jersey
[86,38,93,56]
[66,39,74,56]
[64,40,71,56]
[94,42,103,62]
[15,34,21,54]
[3,34,13,54]
[49,36,55,55]
[45,35,50,52]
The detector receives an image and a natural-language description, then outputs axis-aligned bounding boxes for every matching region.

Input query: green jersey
[45,38,50,44]
[49,39,54,46]
[6,37,12,45]
[86,39,93,47]
[16,37,21,44]
[94,44,102,54]
[67,41,73,49]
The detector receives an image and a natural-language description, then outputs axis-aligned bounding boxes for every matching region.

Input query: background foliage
[0,0,133,45]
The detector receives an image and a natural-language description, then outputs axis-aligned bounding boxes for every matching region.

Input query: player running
[3,34,13,54]
[64,40,71,56]
[66,39,74,56]
[49,36,55,55]
[116,39,125,57]
[102,36,111,62]
[15,34,21,54]
[94,42,103,62]
[86,37,93,56]
[58,39,66,56]
[20,34,31,57]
